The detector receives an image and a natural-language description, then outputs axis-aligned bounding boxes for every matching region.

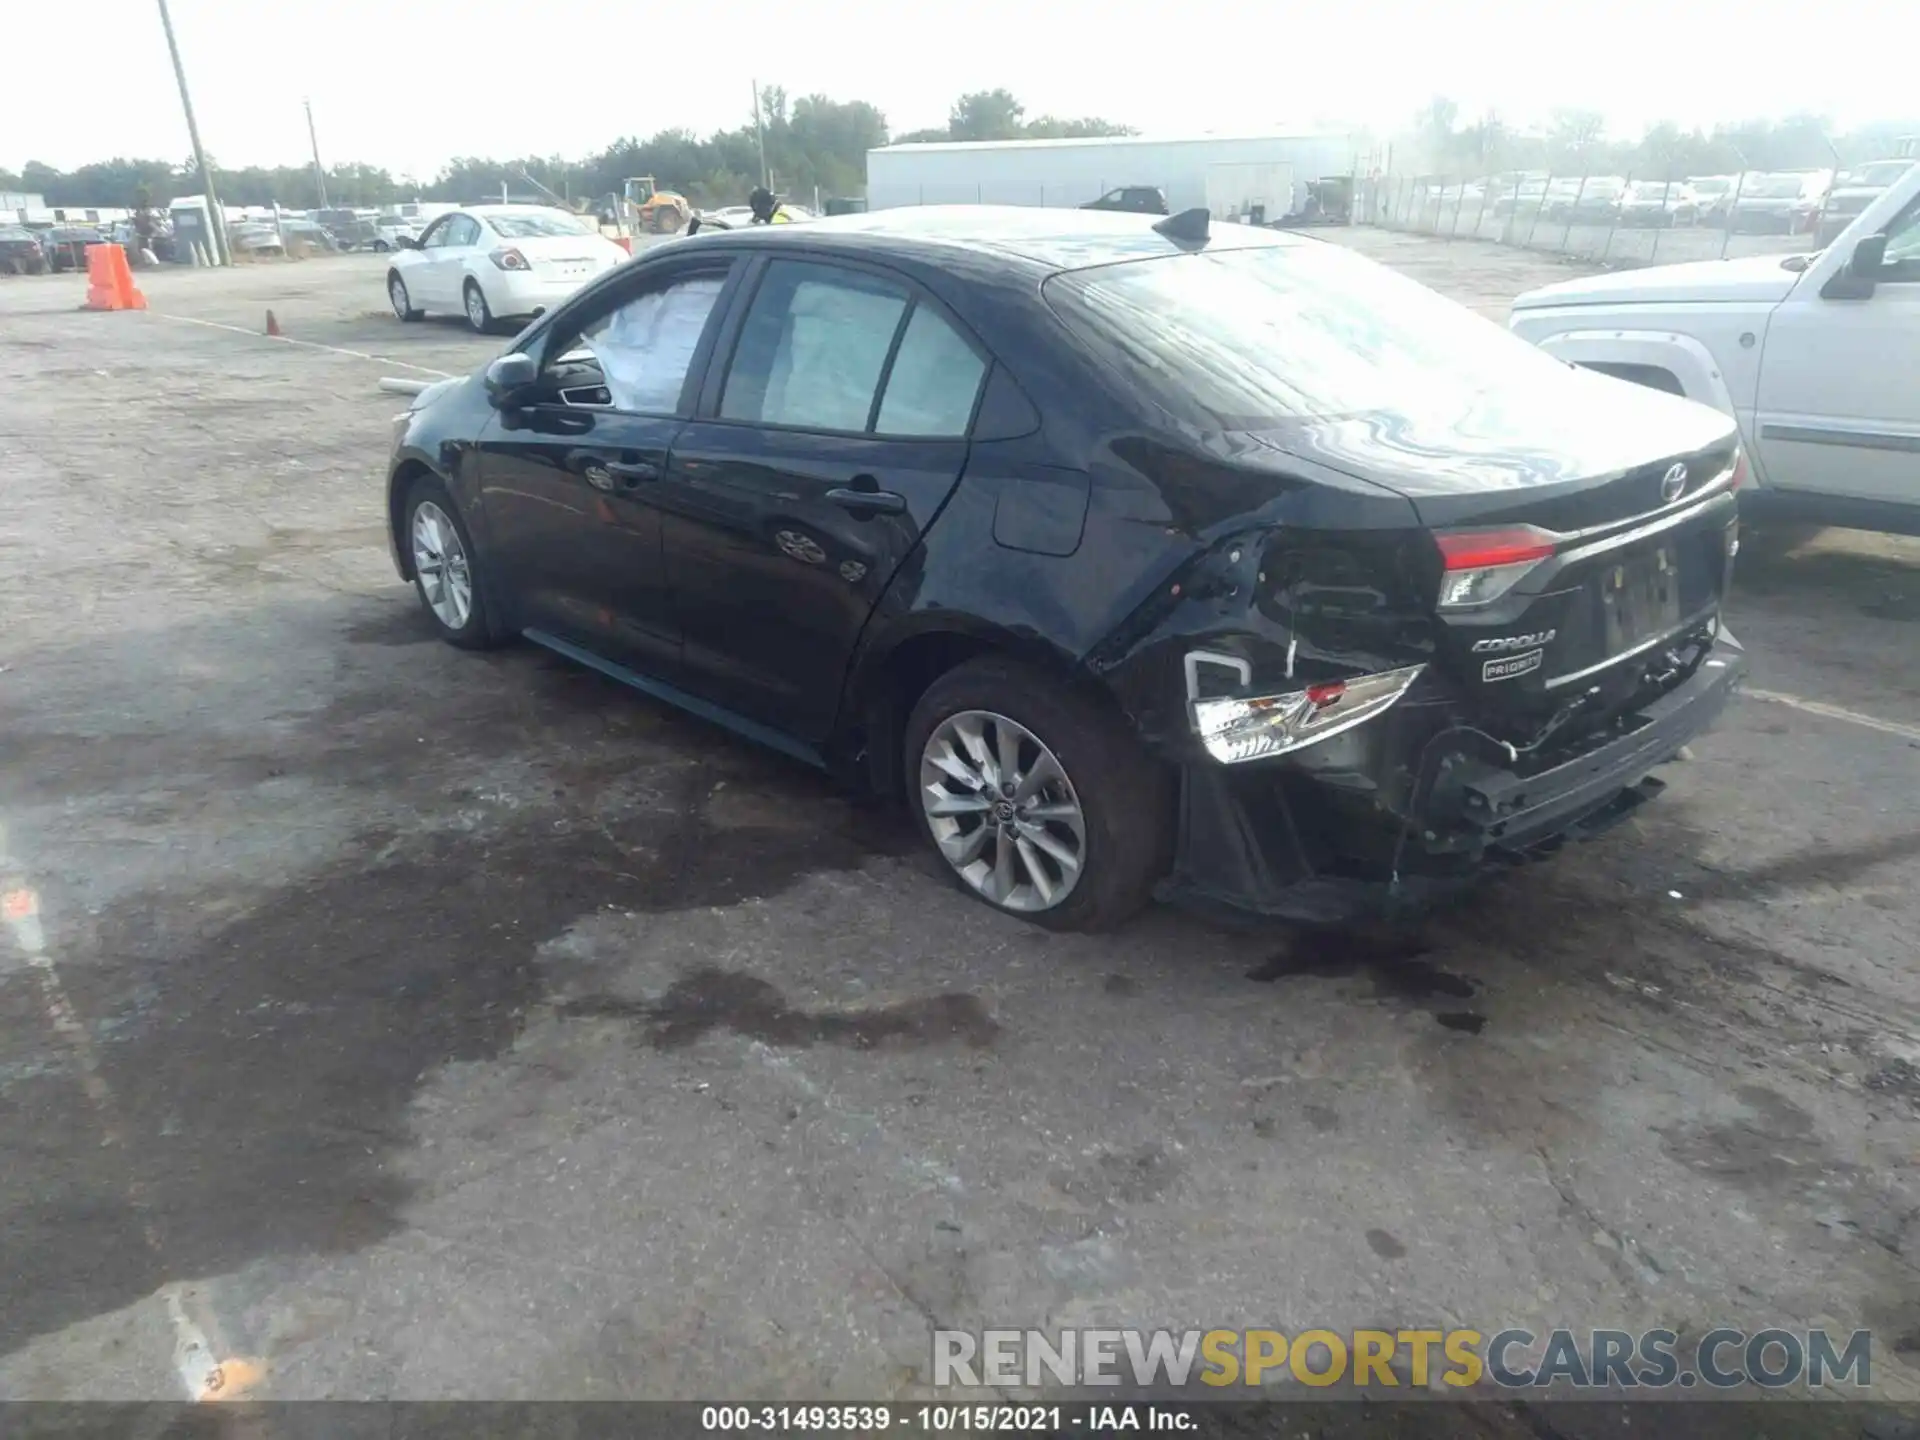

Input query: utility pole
[304,98,329,209]
[155,0,228,265]
[750,78,769,189]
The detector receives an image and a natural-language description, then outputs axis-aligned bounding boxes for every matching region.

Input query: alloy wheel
[389,276,409,318]
[919,710,1087,913]
[465,286,487,330]
[410,501,473,630]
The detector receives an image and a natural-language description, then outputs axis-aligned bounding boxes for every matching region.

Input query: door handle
[826,484,907,516]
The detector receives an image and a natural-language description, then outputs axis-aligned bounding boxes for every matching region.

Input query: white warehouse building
[864,132,1368,219]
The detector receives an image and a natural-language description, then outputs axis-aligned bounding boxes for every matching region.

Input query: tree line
[1408,99,1918,181]
[1,87,1130,212]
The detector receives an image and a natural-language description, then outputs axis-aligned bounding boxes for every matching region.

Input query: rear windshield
[486,211,588,238]
[1745,177,1808,198]
[1044,242,1574,430]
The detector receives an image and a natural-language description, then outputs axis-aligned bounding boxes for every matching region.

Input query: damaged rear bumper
[1157,632,1747,924]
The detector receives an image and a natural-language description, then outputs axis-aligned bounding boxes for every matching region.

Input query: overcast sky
[5,0,1910,178]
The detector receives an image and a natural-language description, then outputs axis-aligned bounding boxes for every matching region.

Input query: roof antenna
[1152,208,1210,244]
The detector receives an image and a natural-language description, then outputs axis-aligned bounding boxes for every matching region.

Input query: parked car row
[1445,162,1915,237]
[0,221,166,273]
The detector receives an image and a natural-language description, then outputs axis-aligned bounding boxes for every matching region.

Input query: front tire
[389,271,422,321]
[904,657,1173,932]
[403,477,506,650]
[463,279,496,334]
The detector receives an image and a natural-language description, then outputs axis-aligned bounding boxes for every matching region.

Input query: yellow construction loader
[622,176,692,234]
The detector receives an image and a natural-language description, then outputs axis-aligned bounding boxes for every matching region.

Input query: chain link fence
[1357,156,1854,268]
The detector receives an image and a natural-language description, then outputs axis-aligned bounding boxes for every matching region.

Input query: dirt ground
[3,237,1920,1423]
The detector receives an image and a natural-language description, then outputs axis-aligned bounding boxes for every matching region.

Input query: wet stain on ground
[1248,926,1476,1001]
[1365,1228,1407,1259]
[1660,1084,1846,1194]
[1435,1011,1488,1034]
[342,606,439,647]
[1102,974,1139,997]
[1303,1103,1340,1133]
[0,752,911,1358]
[1051,1143,1182,1208]
[559,968,999,1052]
[1859,593,1920,623]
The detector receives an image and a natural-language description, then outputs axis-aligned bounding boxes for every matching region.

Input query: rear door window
[720,260,909,432]
[874,306,986,437]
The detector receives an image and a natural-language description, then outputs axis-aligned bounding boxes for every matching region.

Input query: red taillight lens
[490,247,531,271]
[1434,525,1558,609]
[1730,450,1748,489]
[1435,526,1558,571]
[1305,680,1346,707]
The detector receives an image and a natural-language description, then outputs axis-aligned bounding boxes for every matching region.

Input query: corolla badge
[1660,462,1688,504]
[1471,630,1556,654]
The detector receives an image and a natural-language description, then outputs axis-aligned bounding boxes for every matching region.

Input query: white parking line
[154,312,454,378]
[0,820,259,1401]
[1745,689,1920,745]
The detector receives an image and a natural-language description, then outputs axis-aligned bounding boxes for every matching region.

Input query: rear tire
[463,280,495,334]
[903,656,1173,932]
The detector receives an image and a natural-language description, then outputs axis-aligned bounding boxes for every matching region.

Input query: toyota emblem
[1660,462,1688,504]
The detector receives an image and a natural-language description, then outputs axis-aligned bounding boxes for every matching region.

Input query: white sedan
[384,205,630,332]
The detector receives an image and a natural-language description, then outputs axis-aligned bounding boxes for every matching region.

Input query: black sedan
[0,224,49,274]
[385,206,1747,929]
[39,226,105,272]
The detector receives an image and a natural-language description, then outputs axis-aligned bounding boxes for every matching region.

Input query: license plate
[1600,546,1681,653]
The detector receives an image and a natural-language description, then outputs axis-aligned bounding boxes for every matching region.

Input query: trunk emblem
[1483,650,1544,682]
[1661,463,1688,503]
[1472,630,1556,653]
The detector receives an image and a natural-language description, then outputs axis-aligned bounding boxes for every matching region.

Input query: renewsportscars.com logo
[933,1327,1874,1391]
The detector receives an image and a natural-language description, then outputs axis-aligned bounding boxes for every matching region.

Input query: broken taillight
[1433,525,1557,609]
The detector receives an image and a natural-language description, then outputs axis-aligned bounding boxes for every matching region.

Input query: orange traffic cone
[265,309,281,337]
[84,244,147,311]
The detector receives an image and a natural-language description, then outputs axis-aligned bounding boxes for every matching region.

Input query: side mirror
[396,235,420,250]
[1850,233,1889,279]
[483,353,538,406]
[1822,232,1889,299]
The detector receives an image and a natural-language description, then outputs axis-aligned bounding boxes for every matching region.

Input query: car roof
[688,204,1302,273]
[460,203,575,218]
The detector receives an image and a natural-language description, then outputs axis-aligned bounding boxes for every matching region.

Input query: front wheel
[904,657,1173,931]
[404,477,506,649]
[389,272,422,321]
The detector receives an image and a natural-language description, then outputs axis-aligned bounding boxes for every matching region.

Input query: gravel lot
[3,237,1919,1424]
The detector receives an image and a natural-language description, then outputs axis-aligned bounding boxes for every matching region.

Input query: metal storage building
[865,133,1365,218]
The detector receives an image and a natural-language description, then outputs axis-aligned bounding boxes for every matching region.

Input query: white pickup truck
[1509,161,1920,536]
